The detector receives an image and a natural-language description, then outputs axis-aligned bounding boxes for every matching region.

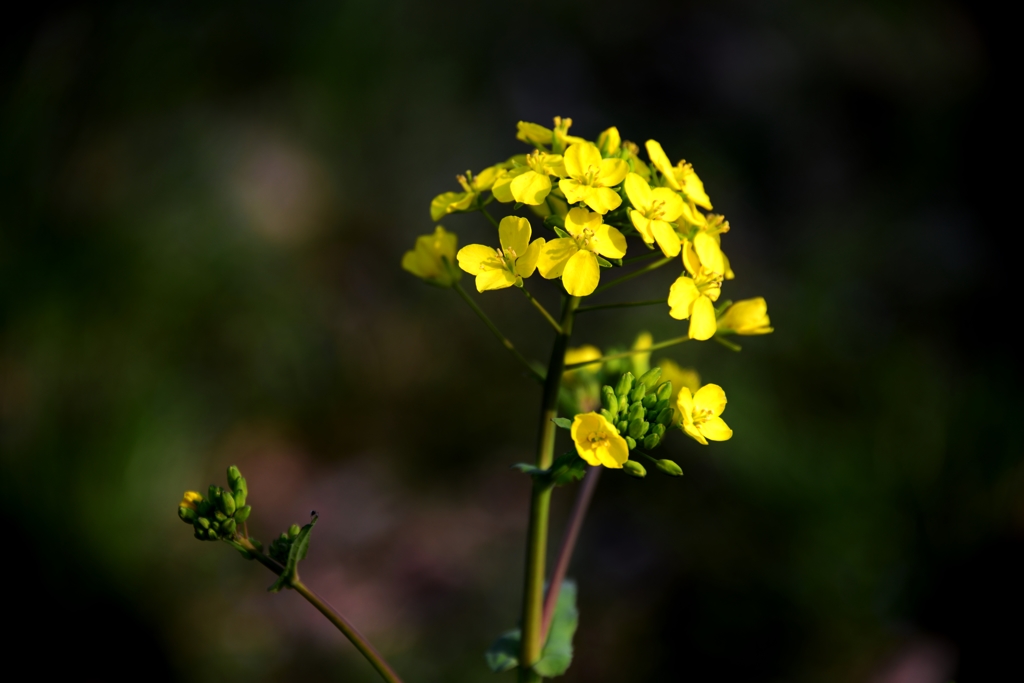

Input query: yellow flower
[456,217,544,292]
[645,140,712,209]
[180,491,203,510]
[402,226,461,287]
[558,142,629,214]
[682,213,731,276]
[677,383,733,445]
[538,207,627,296]
[667,243,723,340]
[717,297,773,335]
[517,116,586,153]
[492,150,566,205]
[430,165,505,221]
[624,172,685,257]
[571,412,629,468]
[596,127,621,156]
[565,345,602,375]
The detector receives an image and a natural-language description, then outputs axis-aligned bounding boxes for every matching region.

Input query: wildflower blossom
[492,150,566,205]
[430,165,505,221]
[667,243,723,340]
[677,383,733,445]
[571,412,629,468]
[625,172,685,257]
[717,297,773,335]
[558,142,629,214]
[456,217,544,292]
[402,226,461,287]
[538,207,626,296]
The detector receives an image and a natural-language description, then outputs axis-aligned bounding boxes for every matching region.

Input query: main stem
[238,538,404,683]
[518,295,580,682]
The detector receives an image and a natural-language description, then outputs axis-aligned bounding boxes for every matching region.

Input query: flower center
[496,247,518,270]
[586,430,609,447]
[576,227,596,252]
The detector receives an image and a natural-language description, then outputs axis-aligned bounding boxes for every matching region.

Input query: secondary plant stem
[481,206,501,229]
[237,538,404,683]
[520,286,562,333]
[563,334,691,371]
[541,465,601,642]
[519,295,580,682]
[454,282,544,383]
[575,298,666,314]
[593,257,672,294]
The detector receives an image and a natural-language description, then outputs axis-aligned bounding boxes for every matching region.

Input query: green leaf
[534,579,579,677]
[552,226,570,239]
[595,256,613,268]
[268,514,318,593]
[222,538,253,560]
[485,629,521,673]
[549,452,586,486]
[514,201,524,210]
[551,417,572,430]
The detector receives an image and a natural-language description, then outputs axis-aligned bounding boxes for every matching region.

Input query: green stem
[519,296,580,682]
[481,206,501,229]
[237,539,404,683]
[622,250,661,264]
[575,298,666,314]
[563,334,691,371]
[593,257,672,294]
[520,286,562,333]
[454,282,544,383]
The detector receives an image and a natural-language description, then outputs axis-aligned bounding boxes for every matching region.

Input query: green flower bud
[197,517,211,530]
[616,420,629,434]
[193,530,205,541]
[656,407,675,425]
[627,402,645,422]
[656,381,673,402]
[601,386,619,415]
[601,409,616,423]
[227,465,243,491]
[222,518,237,537]
[654,459,683,476]
[654,398,669,414]
[208,485,219,503]
[249,537,264,552]
[234,485,247,510]
[178,506,197,524]
[637,367,662,389]
[219,490,236,516]
[288,524,301,538]
[629,383,646,402]
[625,435,636,450]
[214,511,227,522]
[651,423,666,437]
[615,373,634,399]
[622,460,647,478]
[234,505,251,523]
[641,394,658,410]
[643,433,661,450]
[628,418,649,440]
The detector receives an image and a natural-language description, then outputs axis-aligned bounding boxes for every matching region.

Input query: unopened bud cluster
[600,368,674,452]
[177,465,251,542]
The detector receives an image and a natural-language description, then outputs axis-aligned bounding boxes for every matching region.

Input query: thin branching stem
[575,298,666,314]
[520,286,562,333]
[236,538,404,683]
[563,334,691,371]
[481,206,501,229]
[593,257,672,294]
[454,282,544,383]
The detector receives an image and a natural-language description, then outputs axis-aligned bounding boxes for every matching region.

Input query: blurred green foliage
[1,1,1019,681]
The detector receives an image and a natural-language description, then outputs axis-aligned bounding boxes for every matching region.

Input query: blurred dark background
[1,1,1018,681]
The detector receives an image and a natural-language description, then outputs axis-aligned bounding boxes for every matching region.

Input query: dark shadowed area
[1,1,1017,681]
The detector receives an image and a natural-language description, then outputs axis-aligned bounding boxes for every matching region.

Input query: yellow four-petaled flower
[677,383,733,445]
[571,412,629,468]
[667,243,723,340]
[456,217,545,292]
[402,226,461,287]
[717,297,773,335]
[538,208,626,296]
[558,142,629,214]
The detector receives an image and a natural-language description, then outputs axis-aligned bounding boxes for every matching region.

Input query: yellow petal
[457,244,500,276]
[624,172,652,211]
[401,250,426,278]
[476,268,517,292]
[699,416,732,441]
[594,225,627,259]
[645,140,680,190]
[651,220,681,258]
[694,231,725,274]
[678,201,707,227]
[631,332,652,376]
[681,240,702,277]
[564,142,602,178]
[693,383,727,417]
[511,170,552,205]
[631,211,655,244]
[517,121,553,146]
[562,249,600,296]
[717,297,772,335]
[584,187,622,214]
[688,295,717,340]
[678,162,712,210]
[558,178,587,205]
[683,422,708,445]
[565,345,602,373]
[430,191,470,221]
[472,165,503,191]
[676,386,694,421]
[564,207,602,239]
[597,127,621,156]
[597,436,629,468]
[492,167,529,203]
[538,238,577,279]
[516,238,545,278]
[499,216,532,257]
[651,187,684,222]
[668,276,699,320]
[597,158,628,187]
